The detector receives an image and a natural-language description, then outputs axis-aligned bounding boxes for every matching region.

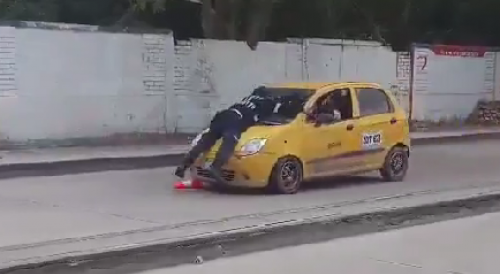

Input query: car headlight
[191,128,209,147]
[239,138,267,156]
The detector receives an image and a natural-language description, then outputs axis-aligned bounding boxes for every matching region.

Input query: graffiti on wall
[394,52,411,113]
[142,34,168,94]
[0,27,16,97]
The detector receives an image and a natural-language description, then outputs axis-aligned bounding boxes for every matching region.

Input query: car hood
[238,125,286,144]
[206,125,288,153]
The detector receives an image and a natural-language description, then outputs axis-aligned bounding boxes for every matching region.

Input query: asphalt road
[1,139,500,250]
[142,212,500,274]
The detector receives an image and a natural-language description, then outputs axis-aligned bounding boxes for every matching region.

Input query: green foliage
[132,0,167,12]
[0,0,60,21]
[1,0,500,49]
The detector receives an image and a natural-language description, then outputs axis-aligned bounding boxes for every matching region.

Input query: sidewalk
[0,128,498,179]
[156,211,500,274]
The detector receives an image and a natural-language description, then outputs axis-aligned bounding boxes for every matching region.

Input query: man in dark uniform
[174,86,281,184]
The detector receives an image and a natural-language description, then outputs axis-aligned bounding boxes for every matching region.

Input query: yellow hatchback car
[190,82,410,194]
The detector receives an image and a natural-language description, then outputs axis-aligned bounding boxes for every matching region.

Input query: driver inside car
[308,92,343,122]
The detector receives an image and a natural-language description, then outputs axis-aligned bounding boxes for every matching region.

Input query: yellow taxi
[189,82,410,194]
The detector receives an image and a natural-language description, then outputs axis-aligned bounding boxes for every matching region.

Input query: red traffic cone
[173,179,204,190]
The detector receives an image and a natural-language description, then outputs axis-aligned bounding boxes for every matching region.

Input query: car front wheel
[380,146,409,182]
[267,156,303,194]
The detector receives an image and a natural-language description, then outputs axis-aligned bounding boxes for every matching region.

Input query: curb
[3,191,500,273]
[410,131,500,145]
[0,132,499,180]
[0,154,183,180]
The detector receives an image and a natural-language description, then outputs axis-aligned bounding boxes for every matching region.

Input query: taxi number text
[362,132,382,147]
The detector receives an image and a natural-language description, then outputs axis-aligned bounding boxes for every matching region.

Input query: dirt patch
[410,121,500,132]
[411,100,500,132]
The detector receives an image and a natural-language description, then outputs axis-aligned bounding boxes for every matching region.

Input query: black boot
[174,166,187,178]
[174,156,195,178]
[207,164,226,185]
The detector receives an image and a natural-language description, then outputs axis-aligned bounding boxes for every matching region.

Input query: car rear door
[352,87,397,170]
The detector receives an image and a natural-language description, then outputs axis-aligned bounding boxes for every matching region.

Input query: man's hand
[333,109,341,120]
[272,102,282,113]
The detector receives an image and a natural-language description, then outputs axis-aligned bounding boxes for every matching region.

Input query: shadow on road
[303,175,388,191]
[204,174,391,196]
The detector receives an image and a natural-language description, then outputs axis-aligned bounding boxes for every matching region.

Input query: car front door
[301,88,358,178]
[301,117,343,178]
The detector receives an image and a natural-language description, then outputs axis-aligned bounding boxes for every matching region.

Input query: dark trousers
[183,110,243,169]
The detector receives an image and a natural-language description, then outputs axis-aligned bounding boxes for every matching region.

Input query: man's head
[252,86,267,97]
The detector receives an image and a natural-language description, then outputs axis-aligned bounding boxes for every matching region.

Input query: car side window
[356,88,393,116]
[314,88,353,121]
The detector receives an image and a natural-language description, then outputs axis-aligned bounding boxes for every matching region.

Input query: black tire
[380,146,409,182]
[267,156,303,194]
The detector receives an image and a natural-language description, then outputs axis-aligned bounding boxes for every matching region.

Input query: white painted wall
[173,39,303,132]
[4,22,496,143]
[0,26,174,141]
[173,38,399,133]
[411,45,496,121]
[394,52,411,114]
[0,26,405,140]
[494,53,500,101]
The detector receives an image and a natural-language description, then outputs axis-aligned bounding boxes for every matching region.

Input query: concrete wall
[0,23,404,142]
[173,38,399,133]
[6,22,497,143]
[172,39,298,132]
[0,24,175,143]
[0,25,407,141]
[410,44,497,121]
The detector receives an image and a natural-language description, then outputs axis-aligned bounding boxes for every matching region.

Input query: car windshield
[252,87,315,125]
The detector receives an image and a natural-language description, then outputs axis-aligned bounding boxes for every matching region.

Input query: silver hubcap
[390,152,405,175]
[280,162,300,190]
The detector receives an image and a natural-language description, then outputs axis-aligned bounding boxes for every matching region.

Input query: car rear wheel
[267,156,303,194]
[380,146,409,182]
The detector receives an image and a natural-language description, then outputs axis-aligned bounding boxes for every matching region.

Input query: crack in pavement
[369,257,471,274]
[369,257,424,269]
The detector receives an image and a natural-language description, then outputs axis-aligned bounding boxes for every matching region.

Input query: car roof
[266,82,382,91]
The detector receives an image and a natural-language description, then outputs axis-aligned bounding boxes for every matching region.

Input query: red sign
[431,45,488,57]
